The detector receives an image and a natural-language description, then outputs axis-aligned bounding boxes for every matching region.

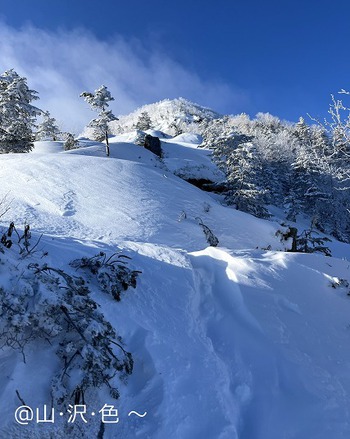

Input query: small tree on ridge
[80,85,118,157]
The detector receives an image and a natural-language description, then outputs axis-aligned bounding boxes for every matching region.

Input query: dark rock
[185,178,227,193]
[144,134,162,157]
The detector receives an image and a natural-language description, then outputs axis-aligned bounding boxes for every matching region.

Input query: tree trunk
[105,130,110,157]
[289,227,298,252]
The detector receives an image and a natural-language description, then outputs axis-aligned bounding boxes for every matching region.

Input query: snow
[161,135,224,182]
[31,140,65,154]
[0,134,350,438]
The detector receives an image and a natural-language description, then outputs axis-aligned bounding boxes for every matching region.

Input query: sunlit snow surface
[0,137,350,438]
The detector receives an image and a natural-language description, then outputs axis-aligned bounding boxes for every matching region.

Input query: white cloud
[0,23,249,133]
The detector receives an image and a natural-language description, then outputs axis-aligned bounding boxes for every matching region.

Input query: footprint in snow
[61,190,77,217]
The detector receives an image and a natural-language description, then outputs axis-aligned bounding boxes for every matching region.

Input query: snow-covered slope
[0,136,350,438]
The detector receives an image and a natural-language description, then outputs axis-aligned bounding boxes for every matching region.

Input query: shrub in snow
[196,217,219,247]
[0,236,140,406]
[70,252,141,301]
[329,277,349,292]
[1,221,43,255]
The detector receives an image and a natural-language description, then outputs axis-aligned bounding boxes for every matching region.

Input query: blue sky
[0,0,349,132]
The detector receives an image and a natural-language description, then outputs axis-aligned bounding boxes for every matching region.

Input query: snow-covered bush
[0,235,139,406]
[1,221,42,255]
[196,217,219,247]
[70,251,141,301]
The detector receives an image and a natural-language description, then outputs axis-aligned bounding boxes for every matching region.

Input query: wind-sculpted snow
[189,247,350,439]
[0,138,350,438]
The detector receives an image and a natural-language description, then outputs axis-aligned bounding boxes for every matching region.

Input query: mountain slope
[0,136,350,438]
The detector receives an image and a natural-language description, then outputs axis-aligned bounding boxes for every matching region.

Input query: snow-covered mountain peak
[107,97,221,136]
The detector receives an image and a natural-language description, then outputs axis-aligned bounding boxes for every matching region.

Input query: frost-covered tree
[35,111,61,141]
[212,133,269,217]
[325,91,350,160]
[63,132,79,151]
[310,125,332,158]
[80,85,118,156]
[248,114,296,206]
[201,115,242,149]
[0,69,41,153]
[293,117,312,148]
[285,150,311,221]
[135,111,152,131]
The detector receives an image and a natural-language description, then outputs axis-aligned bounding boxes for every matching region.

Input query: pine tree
[212,133,268,217]
[295,221,331,256]
[135,111,152,131]
[80,85,118,156]
[293,117,312,149]
[64,133,79,151]
[0,69,41,153]
[310,125,332,158]
[35,111,61,141]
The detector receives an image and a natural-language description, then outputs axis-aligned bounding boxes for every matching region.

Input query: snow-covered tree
[212,133,269,217]
[35,111,61,141]
[325,92,350,160]
[63,132,79,151]
[135,111,152,131]
[0,69,41,153]
[310,125,332,158]
[80,85,118,156]
[293,117,312,148]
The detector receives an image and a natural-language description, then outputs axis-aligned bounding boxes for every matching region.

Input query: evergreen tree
[64,133,79,151]
[295,222,332,256]
[310,125,332,158]
[212,133,269,217]
[135,111,152,131]
[80,85,118,156]
[293,117,312,149]
[35,111,61,141]
[0,69,41,153]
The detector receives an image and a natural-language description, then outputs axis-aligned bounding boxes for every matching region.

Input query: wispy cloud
[0,22,249,133]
